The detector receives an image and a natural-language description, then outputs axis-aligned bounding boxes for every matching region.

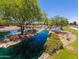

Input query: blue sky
[38,0,78,22]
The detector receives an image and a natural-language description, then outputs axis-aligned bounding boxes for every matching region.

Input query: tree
[0,0,42,34]
[73,21,77,25]
[41,12,48,25]
[60,17,69,26]
[0,17,10,26]
[43,13,48,25]
[51,16,69,26]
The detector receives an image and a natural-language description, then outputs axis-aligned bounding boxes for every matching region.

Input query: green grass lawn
[48,26,78,59]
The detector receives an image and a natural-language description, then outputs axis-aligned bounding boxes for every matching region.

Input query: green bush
[44,33,63,55]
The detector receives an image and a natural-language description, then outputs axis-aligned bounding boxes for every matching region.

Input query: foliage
[0,0,42,34]
[40,12,49,25]
[44,33,63,55]
[69,21,78,25]
[43,13,48,25]
[0,17,10,26]
[73,21,77,25]
[51,16,69,26]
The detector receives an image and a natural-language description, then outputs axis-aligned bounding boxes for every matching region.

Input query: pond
[0,27,35,39]
[0,30,20,39]
[0,29,49,59]
[51,26,62,31]
[31,30,49,47]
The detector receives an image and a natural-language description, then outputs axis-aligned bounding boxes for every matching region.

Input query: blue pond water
[31,30,49,47]
[15,29,49,59]
[0,29,49,59]
[0,29,49,48]
[0,32,9,39]
[0,30,19,39]
[52,26,62,31]
[55,27,62,31]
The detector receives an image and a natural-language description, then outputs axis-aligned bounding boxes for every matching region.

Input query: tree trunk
[21,25,24,35]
